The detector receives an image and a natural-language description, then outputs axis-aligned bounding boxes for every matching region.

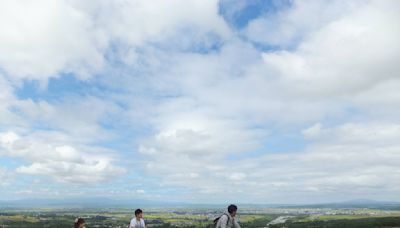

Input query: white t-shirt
[217,214,241,228]
[129,218,145,228]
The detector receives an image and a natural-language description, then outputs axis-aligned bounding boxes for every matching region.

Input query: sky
[0,0,400,204]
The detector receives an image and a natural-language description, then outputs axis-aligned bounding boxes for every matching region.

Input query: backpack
[213,213,230,228]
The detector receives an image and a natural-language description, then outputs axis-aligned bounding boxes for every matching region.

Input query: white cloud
[305,122,400,144]
[0,168,14,187]
[261,0,400,96]
[245,0,363,47]
[0,0,106,80]
[0,0,229,81]
[144,39,349,127]
[1,0,400,203]
[148,122,399,203]
[302,123,322,139]
[239,122,400,202]
[2,94,123,145]
[140,112,264,158]
[121,0,400,203]
[0,131,125,184]
[0,75,20,126]
[98,0,230,45]
[228,172,246,181]
[0,131,19,145]
[351,79,400,118]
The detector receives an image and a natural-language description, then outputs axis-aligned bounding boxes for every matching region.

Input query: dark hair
[135,208,143,216]
[227,204,238,214]
[74,217,85,228]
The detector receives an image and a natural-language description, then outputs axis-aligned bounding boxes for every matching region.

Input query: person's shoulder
[141,218,146,224]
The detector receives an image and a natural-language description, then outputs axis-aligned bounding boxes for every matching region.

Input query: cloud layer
[0,131,124,183]
[0,0,399,203]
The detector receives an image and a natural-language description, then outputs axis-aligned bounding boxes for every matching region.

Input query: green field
[0,208,399,227]
[270,216,400,228]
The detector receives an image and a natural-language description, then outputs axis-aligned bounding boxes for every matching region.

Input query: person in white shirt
[129,208,146,228]
[216,204,241,228]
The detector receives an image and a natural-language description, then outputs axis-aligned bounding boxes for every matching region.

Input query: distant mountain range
[278,199,400,210]
[0,197,187,208]
[0,198,399,210]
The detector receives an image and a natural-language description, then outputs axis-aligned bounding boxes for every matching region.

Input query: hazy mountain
[281,199,400,210]
[1,198,399,210]
[0,197,187,208]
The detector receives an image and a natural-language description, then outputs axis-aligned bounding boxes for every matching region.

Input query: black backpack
[213,213,230,228]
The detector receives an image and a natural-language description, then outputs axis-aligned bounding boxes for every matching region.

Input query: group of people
[73,204,240,228]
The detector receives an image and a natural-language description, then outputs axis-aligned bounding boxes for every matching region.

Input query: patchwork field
[1,207,399,227]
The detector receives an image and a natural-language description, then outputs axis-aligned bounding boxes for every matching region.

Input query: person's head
[135,208,143,219]
[227,204,238,217]
[74,217,85,228]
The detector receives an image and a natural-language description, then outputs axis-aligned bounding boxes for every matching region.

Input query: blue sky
[1,0,400,204]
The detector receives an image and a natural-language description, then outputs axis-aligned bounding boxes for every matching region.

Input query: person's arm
[129,220,135,228]
[219,215,228,228]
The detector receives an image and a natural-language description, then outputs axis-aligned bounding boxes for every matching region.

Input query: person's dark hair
[227,204,238,214]
[135,208,143,216]
[74,217,85,228]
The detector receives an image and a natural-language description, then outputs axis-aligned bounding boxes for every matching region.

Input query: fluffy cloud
[351,80,400,119]
[0,131,125,184]
[141,122,400,203]
[0,72,128,185]
[0,168,14,187]
[132,0,400,202]
[261,0,400,96]
[13,96,122,143]
[1,0,399,202]
[267,122,400,202]
[1,0,235,195]
[96,0,229,44]
[0,0,229,81]
[244,0,364,47]
[0,0,106,80]
[302,123,322,139]
[140,112,264,158]
[0,75,20,126]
